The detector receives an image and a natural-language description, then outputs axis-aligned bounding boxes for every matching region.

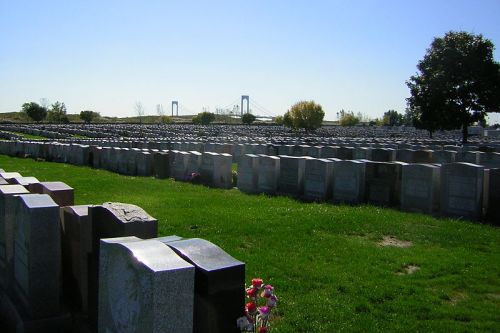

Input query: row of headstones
[0,141,234,189]
[237,154,500,222]
[0,171,245,332]
[4,138,500,171]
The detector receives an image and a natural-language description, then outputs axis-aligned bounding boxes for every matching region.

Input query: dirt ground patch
[396,265,420,275]
[378,236,413,248]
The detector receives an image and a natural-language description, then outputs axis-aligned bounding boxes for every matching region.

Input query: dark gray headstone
[161,237,244,333]
[29,181,74,207]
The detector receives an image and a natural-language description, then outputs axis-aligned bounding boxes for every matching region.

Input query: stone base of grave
[0,291,72,333]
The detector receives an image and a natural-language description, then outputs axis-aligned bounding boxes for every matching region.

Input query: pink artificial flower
[259,327,268,333]
[261,285,274,298]
[267,295,277,308]
[252,278,264,288]
[258,306,270,319]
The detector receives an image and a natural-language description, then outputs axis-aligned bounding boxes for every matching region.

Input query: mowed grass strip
[1,155,499,332]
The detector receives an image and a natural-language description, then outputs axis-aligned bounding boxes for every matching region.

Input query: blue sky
[1,0,500,121]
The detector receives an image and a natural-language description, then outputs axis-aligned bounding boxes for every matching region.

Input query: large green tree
[284,100,324,131]
[407,31,500,142]
[241,113,256,124]
[382,110,404,126]
[21,102,47,122]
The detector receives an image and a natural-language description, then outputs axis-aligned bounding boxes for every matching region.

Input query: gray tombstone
[0,172,22,184]
[371,148,396,162]
[12,194,61,318]
[278,156,307,196]
[440,163,484,221]
[29,181,74,207]
[88,202,158,327]
[332,160,366,204]
[10,177,40,187]
[173,151,190,181]
[257,155,280,194]
[237,154,260,193]
[61,205,92,313]
[188,151,203,175]
[99,237,195,333]
[400,164,440,214]
[303,158,334,201]
[0,185,29,290]
[161,237,245,333]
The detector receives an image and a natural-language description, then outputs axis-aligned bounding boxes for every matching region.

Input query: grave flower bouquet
[237,278,278,333]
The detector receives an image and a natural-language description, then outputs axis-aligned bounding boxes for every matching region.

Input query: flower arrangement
[185,171,201,183]
[237,278,278,333]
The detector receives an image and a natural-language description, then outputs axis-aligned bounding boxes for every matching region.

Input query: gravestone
[136,151,153,176]
[400,164,440,214]
[353,147,372,160]
[0,185,29,290]
[440,163,484,221]
[237,154,260,193]
[173,151,190,181]
[188,151,203,175]
[0,172,22,184]
[364,161,403,207]
[485,168,500,224]
[161,237,245,333]
[257,155,280,194]
[153,151,170,179]
[396,149,415,163]
[10,177,40,187]
[88,202,158,327]
[278,156,307,196]
[12,194,61,318]
[336,147,354,160]
[332,160,366,204]
[413,150,433,163]
[60,205,91,313]
[99,237,194,333]
[201,152,233,189]
[303,158,334,201]
[371,148,396,162]
[29,181,74,207]
[432,150,457,164]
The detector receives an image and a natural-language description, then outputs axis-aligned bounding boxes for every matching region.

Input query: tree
[284,101,325,131]
[192,111,215,125]
[47,101,69,123]
[21,102,47,122]
[382,110,404,126]
[135,101,145,124]
[80,110,100,124]
[242,113,256,124]
[339,110,360,126]
[274,115,284,125]
[407,31,500,143]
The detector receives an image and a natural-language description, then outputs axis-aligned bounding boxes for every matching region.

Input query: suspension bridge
[168,96,275,120]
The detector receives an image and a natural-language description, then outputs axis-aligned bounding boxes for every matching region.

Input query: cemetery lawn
[2,155,499,332]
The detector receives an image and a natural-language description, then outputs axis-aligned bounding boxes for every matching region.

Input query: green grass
[1,155,499,332]
[2,131,48,140]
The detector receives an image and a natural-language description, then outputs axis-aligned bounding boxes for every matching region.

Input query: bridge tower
[241,95,249,117]
[171,101,178,117]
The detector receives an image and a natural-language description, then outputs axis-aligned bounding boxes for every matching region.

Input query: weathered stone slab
[485,168,500,224]
[136,151,153,176]
[99,237,194,333]
[10,177,40,187]
[88,202,158,327]
[432,150,457,164]
[401,164,440,214]
[161,237,245,333]
[0,172,22,184]
[440,163,484,221]
[371,148,396,162]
